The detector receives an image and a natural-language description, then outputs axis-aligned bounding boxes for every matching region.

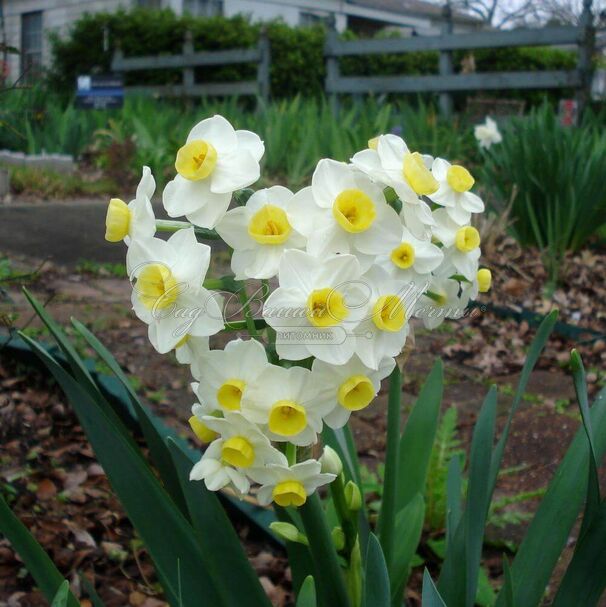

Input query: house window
[21,11,43,80]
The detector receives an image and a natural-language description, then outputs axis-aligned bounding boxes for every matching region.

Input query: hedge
[48,8,577,102]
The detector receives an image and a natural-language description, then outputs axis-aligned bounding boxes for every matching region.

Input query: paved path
[0,199,170,267]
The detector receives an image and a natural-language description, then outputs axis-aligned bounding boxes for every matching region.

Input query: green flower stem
[331,474,358,558]
[299,494,351,607]
[238,283,259,338]
[155,219,220,240]
[223,319,267,332]
[286,443,297,466]
[378,364,401,567]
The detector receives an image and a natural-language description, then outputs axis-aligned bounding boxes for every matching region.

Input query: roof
[349,0,482,25]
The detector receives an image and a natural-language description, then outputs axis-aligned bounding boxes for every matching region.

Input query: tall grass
[481,105,606,286]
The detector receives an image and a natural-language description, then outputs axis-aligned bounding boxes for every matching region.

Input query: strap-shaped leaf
[21,334,225,607]
[445,455,462,552]
[51,581,71,607]
[495,387,606,607]
[296,576,317,607]
[552,500,606,606]
[363,534,390,607]
[0,494,79,607]
[396,359,443,512]
[422,570,447,607]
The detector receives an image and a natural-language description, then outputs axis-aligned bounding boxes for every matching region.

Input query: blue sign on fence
[76,74,124,109]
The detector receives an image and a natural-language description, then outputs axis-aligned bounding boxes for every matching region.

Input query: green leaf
[0,494,79,607]
[20,333,225,607]
[79,575,107,607]
[389,494,425,605]
[552,500,606,606]
[396,359,443,512]
[51,581,70,607]
[446,455,462,552]
[297,576,317,607]
[167,439,271,607]
[501,557,514,607]
[495,387,606,607]
[422,569,447,607]
[364,534,390,607]
[475,567,496,607]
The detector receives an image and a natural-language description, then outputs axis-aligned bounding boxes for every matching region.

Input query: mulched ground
[1,232,605,606]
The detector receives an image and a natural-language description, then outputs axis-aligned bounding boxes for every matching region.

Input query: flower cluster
[105,115,491,508]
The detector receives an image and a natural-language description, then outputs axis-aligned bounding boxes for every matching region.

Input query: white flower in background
[188,401,219,444]
[127,228,224,353]
[461,267,492,301]
[432,209,481,280]
[190,412,287,495]
[414,274,469,330]
[242,364,329,446]
[174,335,209,375]
[351,134,436,239]
[375,224,443,290]
[474,117,502,150]
[353,266,410,370]
[163,115,264,228]
[105,166,156,245]
[287,160,401,271]
[262,249,367,364]
[428,158,484,224]
[312,355,395,429]
[194,338,269,412]
[250,459,336,507]
[215,186,306,279]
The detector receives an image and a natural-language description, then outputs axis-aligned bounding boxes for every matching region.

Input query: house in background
[0,0,481,83]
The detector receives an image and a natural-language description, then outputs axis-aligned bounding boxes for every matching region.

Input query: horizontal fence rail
[111,30,271,101]
[324,0,596,116]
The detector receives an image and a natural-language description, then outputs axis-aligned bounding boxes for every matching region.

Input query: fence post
[112,42,123,76]
[257,27,271,103]
[438,1,454,118]
[576,0,594,118]
[325,16,340,116]
[182,30,194,93]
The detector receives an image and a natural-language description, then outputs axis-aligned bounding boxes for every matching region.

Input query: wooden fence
[325,0,596,116]
[111,30,271,101]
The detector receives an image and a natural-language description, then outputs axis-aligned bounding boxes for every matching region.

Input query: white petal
[215,207,252,250]
[236,130,265,163]
[187,115,237,155]
[210,149,260,194]
[311,159,355,208]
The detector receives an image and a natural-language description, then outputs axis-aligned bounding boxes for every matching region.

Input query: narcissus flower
[352,266,410,370]
[194,338,269,412]
[351,134,436,238]
[251,460,336,507]
[127,228,224,353]
[312,355,395,428]
[414,274,469,330]
[428,158,484,224]
[190,412,287,495]
[376,225,443,289]
[287,160,401,270]
[105,166,156,245]
[174,335,209,373]
[474,117,502,150]
[242,364,330,446]
[188,401,219,444]
[163,115,264,228]
[262,249,367,364]
[215,186,306,279]
[432,209,481,280]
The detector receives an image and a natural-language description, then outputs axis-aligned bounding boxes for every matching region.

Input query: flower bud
[320,446,343,476]
[270,522,308,546]
[477,268,492,293]
[344,480,362,512]
[331,526,345,551]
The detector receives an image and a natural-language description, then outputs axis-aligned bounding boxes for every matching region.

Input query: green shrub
[47,8,577,102]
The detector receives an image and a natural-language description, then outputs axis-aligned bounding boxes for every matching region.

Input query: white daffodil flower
[242,364,329,447]
[174,335,209,375]
[432,209,481,280]
[163,115,264,228]
[127,228,224,353]
[413,274,469,330]
[190,412,287,496]
[375,224,444,291]
[474,117,502,150]
[250,459,336,508]
[351,134,437,239]
[188,400,220,444]
[262,249,367,365]
[194,338,269,412]
[312,355,395,429]
[106,166,156,246]
[428,158,484,225]
[353,266,411,370]
[215,186,306,279]
[287,159,401,271]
